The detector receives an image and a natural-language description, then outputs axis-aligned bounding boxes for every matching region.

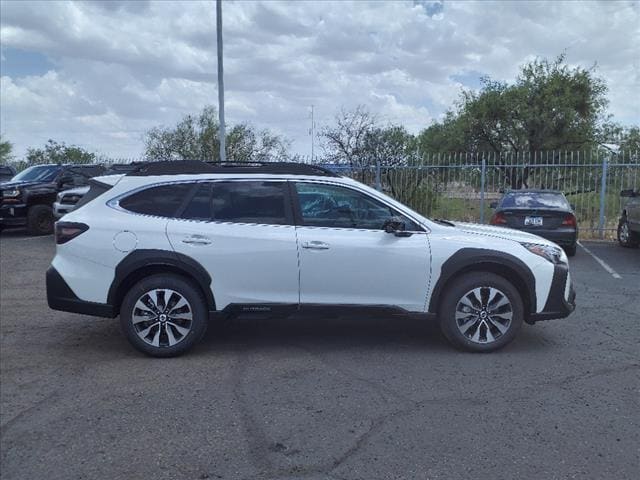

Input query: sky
[1,0,639,160]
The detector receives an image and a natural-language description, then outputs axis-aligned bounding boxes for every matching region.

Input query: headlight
[2,189,20,198]
[521,242,564,264]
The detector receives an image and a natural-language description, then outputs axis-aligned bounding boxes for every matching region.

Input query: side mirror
[570,203,576,211]
[383,217,411,237]
[489,201,498,209]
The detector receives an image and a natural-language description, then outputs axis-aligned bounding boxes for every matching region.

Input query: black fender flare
[107,249,215,313]
[428,248,537,315]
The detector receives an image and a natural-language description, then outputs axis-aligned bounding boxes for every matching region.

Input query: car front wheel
[439,272,524,352]
[120,274,208,357]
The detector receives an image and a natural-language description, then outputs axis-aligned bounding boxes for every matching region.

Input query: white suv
[46,161,575,357]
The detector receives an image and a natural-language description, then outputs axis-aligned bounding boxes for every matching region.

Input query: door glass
[210,181,289,225]
[295,183,419,230]
[180,183,212,221]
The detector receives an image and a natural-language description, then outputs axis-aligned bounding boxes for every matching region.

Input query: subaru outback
[46,161,576,357]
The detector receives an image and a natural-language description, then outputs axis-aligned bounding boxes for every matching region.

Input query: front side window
[295,182,420,230]
[120,183,193,217]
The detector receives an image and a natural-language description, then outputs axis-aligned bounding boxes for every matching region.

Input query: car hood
[450,221,558,247]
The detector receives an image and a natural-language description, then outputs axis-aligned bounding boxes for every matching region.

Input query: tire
[617,217,639,248]
[439,272,524,353]
[564,244,577,257]
[27,205,54,235]
[120,274,208,357]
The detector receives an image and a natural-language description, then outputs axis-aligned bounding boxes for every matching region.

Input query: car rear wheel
[564,244,577,256]
[120,274,208,357]
[617,217,639,248]
[439,272,524,352]
[27,205,54,235]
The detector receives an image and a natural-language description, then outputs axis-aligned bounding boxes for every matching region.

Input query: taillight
[490,212,508,225]
[562,214,577,228]
[55,222,89,244]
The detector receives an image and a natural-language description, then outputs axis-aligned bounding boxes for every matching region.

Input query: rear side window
[120,183,193,217]
[210,181,289,225]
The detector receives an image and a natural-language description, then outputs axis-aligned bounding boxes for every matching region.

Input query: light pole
[216,0,226,162]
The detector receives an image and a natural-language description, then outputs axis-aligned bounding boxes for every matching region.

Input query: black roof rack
[126,160,340,177]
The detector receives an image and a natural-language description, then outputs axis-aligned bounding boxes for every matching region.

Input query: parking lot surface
[1,231,639,480]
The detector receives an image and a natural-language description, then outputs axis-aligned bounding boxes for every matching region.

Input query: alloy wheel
[455,287,513,344]
[619,222,629,243]
[131,289,193,347]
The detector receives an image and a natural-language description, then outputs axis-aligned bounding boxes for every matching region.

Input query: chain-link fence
[11,149,638,238]
[317,150,639,239]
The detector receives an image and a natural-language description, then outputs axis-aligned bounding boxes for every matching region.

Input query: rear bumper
[0,204,28,226]
[519,228,577,247]
[528,263,576,323]
[46,266,116,318]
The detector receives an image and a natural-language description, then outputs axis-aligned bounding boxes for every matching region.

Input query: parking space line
[577,241,622,279]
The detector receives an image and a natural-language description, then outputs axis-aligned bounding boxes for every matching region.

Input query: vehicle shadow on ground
[61,313,557,359]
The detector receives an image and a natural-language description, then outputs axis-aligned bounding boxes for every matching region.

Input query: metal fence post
[479,155,487,224]
[375,157,381,191]
[598,154,608,238]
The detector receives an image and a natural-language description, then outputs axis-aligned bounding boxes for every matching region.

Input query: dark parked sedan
[490,190,577,256]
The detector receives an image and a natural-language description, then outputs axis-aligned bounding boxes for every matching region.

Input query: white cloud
[0,0,638,160]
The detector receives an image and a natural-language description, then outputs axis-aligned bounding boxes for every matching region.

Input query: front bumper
[46,266,116,318]
[53,201,74,218]
[0,204,28,227]
[527,262,576,323]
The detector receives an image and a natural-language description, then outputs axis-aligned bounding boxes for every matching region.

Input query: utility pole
[216,0,226,162]
[309,105,315,162]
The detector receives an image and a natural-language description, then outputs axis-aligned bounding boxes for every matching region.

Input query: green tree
[143,106,290,162]
[25,140,96,165]
[418,55,610,155]
[320,106,415,168]
[0,135,13,163]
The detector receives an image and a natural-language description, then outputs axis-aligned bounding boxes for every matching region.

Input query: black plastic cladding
[126,160,339,177]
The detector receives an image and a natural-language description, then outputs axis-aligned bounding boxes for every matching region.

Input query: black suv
[0,164,105,235]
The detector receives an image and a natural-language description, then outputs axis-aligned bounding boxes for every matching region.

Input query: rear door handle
[302,241,330,250]
[181,235,212,246]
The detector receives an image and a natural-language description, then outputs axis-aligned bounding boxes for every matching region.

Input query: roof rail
[126,160,340,177]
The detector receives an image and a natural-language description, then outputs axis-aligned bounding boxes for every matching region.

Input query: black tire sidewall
[27,205,54,235]
[439,272,524,352]
[120,274,208,357]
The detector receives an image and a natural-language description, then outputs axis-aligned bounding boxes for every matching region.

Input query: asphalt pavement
[1,231,638,480]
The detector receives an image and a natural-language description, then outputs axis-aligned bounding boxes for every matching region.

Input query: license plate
[525,216,543,226]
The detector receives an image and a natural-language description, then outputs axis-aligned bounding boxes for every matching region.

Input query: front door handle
[181,235,212,246]
[302,241,330,250]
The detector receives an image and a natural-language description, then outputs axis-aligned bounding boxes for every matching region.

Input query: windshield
[12,165,62,183]
[500,192,569,209]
